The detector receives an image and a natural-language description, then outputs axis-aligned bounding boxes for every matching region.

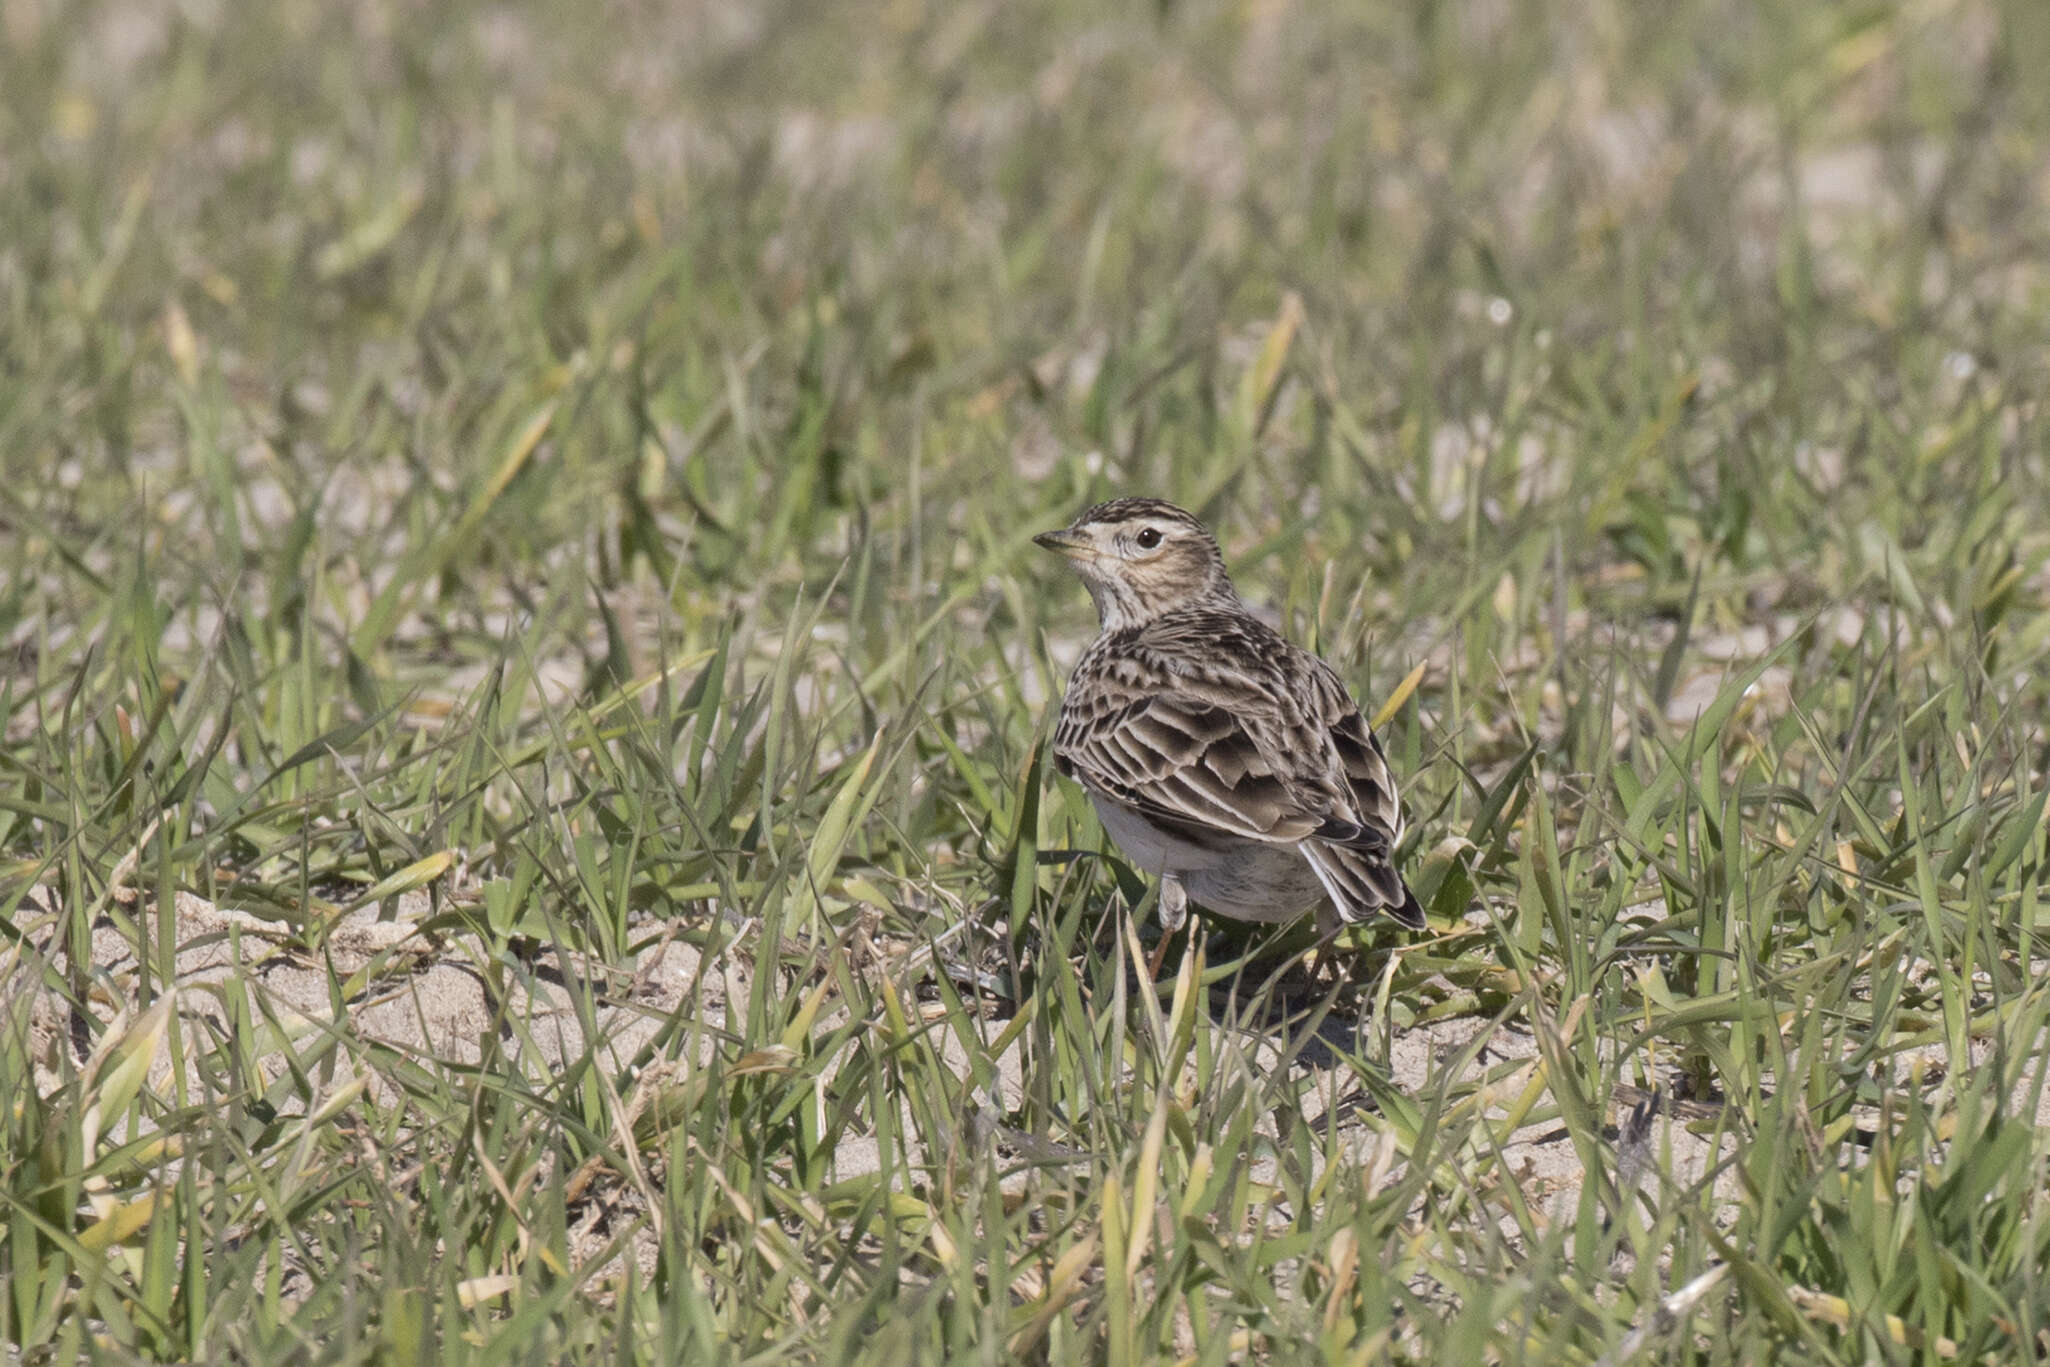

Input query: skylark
[1035,497,1425,935]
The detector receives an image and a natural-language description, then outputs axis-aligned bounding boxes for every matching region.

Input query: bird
[1033,496,1425,937]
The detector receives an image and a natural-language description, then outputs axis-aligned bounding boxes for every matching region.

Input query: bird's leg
[1146,876,1190,980]
[1306,901,1347,992]
[1158,875,1189,933]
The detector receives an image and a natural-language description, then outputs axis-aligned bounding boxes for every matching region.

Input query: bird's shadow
[1157,917,1399,1073]
[934,861,1401,1077]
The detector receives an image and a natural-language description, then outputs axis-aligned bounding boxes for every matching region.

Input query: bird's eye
[1135,527,1162,550]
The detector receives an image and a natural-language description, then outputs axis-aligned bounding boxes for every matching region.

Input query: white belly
[1086,789,1325,923]
[1090,793,1227,874]
[1186,848,1326,922]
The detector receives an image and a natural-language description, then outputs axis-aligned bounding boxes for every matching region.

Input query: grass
[6,0,2050,1359]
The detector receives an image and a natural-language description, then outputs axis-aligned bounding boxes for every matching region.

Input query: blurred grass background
[7,0,2050,1360]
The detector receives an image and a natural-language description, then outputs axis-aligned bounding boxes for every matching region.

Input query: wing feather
[1053,611,1425,929]
[1056,689,1325,846]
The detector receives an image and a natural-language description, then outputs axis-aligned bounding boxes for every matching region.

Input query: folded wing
[1052,632,1426,930]
[1296,661,1425,928]
[1053,691,1330,847]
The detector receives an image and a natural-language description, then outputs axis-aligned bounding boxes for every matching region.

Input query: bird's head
[1033,497,1237,630]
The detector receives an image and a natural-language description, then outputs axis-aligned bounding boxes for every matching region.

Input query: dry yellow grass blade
[1371,660,1429,730]
[1786,1284,1959,1358]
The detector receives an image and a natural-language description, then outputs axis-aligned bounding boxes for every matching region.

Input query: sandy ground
[11,884,2042,1301]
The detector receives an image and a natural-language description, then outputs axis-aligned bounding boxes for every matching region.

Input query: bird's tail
[1300,838,1425,930]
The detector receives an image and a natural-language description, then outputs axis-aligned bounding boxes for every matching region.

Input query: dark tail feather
[1300,839,1426,930]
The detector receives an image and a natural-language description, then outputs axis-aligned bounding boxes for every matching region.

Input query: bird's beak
[1032,528,1093,558]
